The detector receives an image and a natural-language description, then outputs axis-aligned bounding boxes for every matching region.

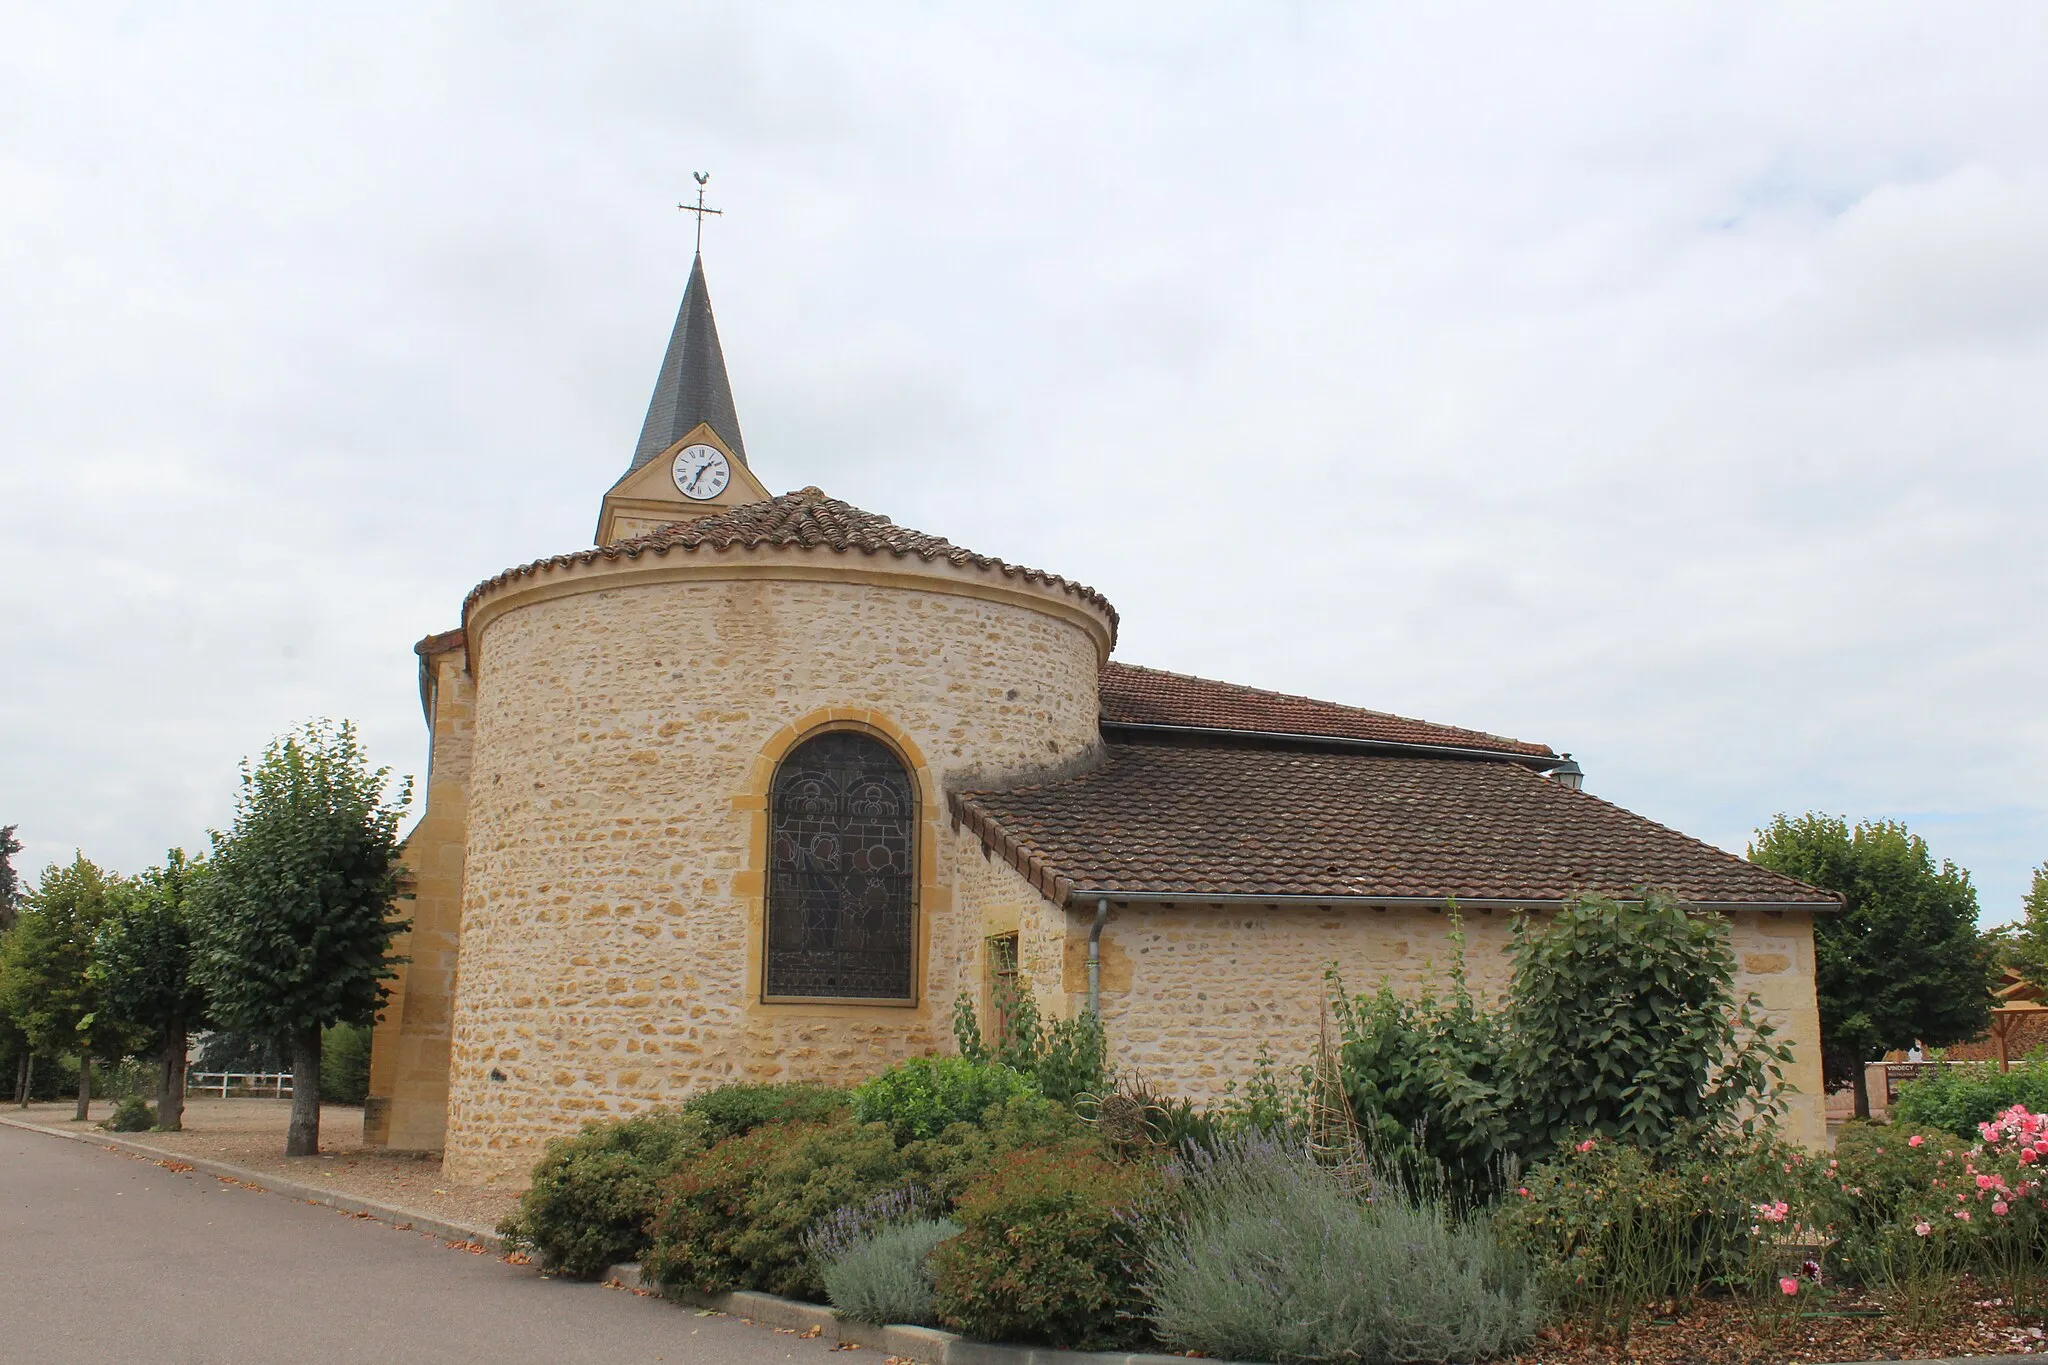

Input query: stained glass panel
[765,730,916,1000]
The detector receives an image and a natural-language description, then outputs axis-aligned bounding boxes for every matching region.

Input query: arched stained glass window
[765,730,917,1001]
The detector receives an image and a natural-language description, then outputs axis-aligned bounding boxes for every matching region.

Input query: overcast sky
[3,5,2044,920]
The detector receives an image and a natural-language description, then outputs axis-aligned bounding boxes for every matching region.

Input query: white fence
[186,1071,294,1098]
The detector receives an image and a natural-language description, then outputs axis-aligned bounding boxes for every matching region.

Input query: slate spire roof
[628,252,746,474]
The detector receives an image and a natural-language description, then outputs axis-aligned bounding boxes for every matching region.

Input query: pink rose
[1576,1139,1596,1153]
[1909,1134,1925,1147]
[1994,1201,2011,1216]
[1915,1221,1932,1237]
[1956,1209,1973,1222]
[1779,1277,1799,1296]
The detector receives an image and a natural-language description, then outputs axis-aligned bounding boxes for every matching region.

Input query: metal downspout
[1087,897,1109,1017]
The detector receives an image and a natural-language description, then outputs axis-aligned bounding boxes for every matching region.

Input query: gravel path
[7,1098,520,1231]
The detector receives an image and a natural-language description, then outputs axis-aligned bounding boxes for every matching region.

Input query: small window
[765,730,916,1001]
[986,932,1021,1041]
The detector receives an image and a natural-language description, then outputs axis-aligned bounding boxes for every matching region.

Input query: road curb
[0,1113,505,1252]
[605,1264,1253,1365]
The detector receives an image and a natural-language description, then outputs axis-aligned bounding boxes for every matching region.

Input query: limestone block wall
[365,646,475,1150]
[443,573,1103,1184]
[946,869,1831,1151]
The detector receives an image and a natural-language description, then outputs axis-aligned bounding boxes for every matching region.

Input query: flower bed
[496,903,2048,1363]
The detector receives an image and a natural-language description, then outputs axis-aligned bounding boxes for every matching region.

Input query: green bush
[953,986,1110,1105]
[1147,1140,1543,1364]
[728,1119,907,1299]
[901,1093,1104,1202]
[818,1218,958,1326]
[1496,1128,1832,1338]
[851,1056,1037,1143]
[683,1080,847,1141]
[320,1022,372,1105]
[929,1147,1156,1349]
[500,1108,710,1277]
[1890,1059,2048,1139]
[102,1096,156,1132]
[648,1116,908,1300]
[1503,894,1792,1155]
[1329,945,1510,1193]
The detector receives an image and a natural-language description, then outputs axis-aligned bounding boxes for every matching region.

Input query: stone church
[364,249,1835,1185]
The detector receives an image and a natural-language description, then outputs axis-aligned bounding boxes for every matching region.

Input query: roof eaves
[1100,719,1561,768]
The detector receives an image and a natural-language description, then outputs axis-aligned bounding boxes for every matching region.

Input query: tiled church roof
[1099,661,1554,759]
[951,739,1839,909]
[464,489,1119,633]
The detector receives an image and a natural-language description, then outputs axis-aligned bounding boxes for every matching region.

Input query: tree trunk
[157,1023,187,1132]
[286,1026,321,1157]
[74,1052,91,1122]
[14,1051,29,1107]
[1852,1057,1872,1121]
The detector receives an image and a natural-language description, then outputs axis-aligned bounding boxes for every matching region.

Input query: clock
[671,443,731,501]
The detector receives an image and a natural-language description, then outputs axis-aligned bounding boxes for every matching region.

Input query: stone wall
[365,644,474,1150]
[950,855,1830,1150]
[442,572,1103,1184]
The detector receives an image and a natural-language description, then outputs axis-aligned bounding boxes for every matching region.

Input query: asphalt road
[0,1126,848,1364]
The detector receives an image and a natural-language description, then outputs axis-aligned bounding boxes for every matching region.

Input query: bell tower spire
[596,175,770,545]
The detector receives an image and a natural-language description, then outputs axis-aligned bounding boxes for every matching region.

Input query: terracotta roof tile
[1100,661,1553,758]
[465,489,1118,635]
[952,739,1837,908]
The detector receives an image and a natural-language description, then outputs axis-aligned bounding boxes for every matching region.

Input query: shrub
[648,1121,814,1292]
[1329,932,1511,1192]
[1497,1128,1831,1340]
[1504,893,1792,1155]
[648,1116,908,1300]
[683,1080,847,1141]
[1891,1059,2048,1139]
[1147,1139,1543,1364]
[929,1147,1156,1349]
[902,1094,1106,1203]
[500,1108,709,1277]
[953,985,1110,1105]
[728,1119,907,1299]
[102,1096,156,1132]
[320,1022,372,1105]
[851,1056,1037,1143]
[818,1218,959,1326]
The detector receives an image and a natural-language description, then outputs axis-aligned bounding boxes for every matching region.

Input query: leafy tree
[0,856,128,1119]
[1749,813,1993,1119]
[1994,863,2048,992]
[0,824,22,931]
[194,720,410,1156]
[92,851,210,1131]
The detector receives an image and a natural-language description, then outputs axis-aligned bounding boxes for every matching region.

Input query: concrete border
[0,1113,504,1251]
[604,1264,1223,1365]
[7,1116,2036,1365]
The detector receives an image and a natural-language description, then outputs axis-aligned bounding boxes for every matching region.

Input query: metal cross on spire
[679,171,722,255]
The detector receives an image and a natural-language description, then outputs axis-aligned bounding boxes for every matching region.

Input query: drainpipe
[1087,897,1110,1017]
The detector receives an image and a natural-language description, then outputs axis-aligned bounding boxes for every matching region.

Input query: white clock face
[671,443,731,501]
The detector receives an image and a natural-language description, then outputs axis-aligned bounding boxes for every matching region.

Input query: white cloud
[1,4,2044,918]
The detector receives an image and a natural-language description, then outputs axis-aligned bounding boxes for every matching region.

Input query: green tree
[0,824,22,931]
[1749,813,1992,1119]
[1503,892,1791,1154]
[0,856,125,1119]
[92,851,210,1131]
[1993,863,2048,991]
[194,720,410,1156]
